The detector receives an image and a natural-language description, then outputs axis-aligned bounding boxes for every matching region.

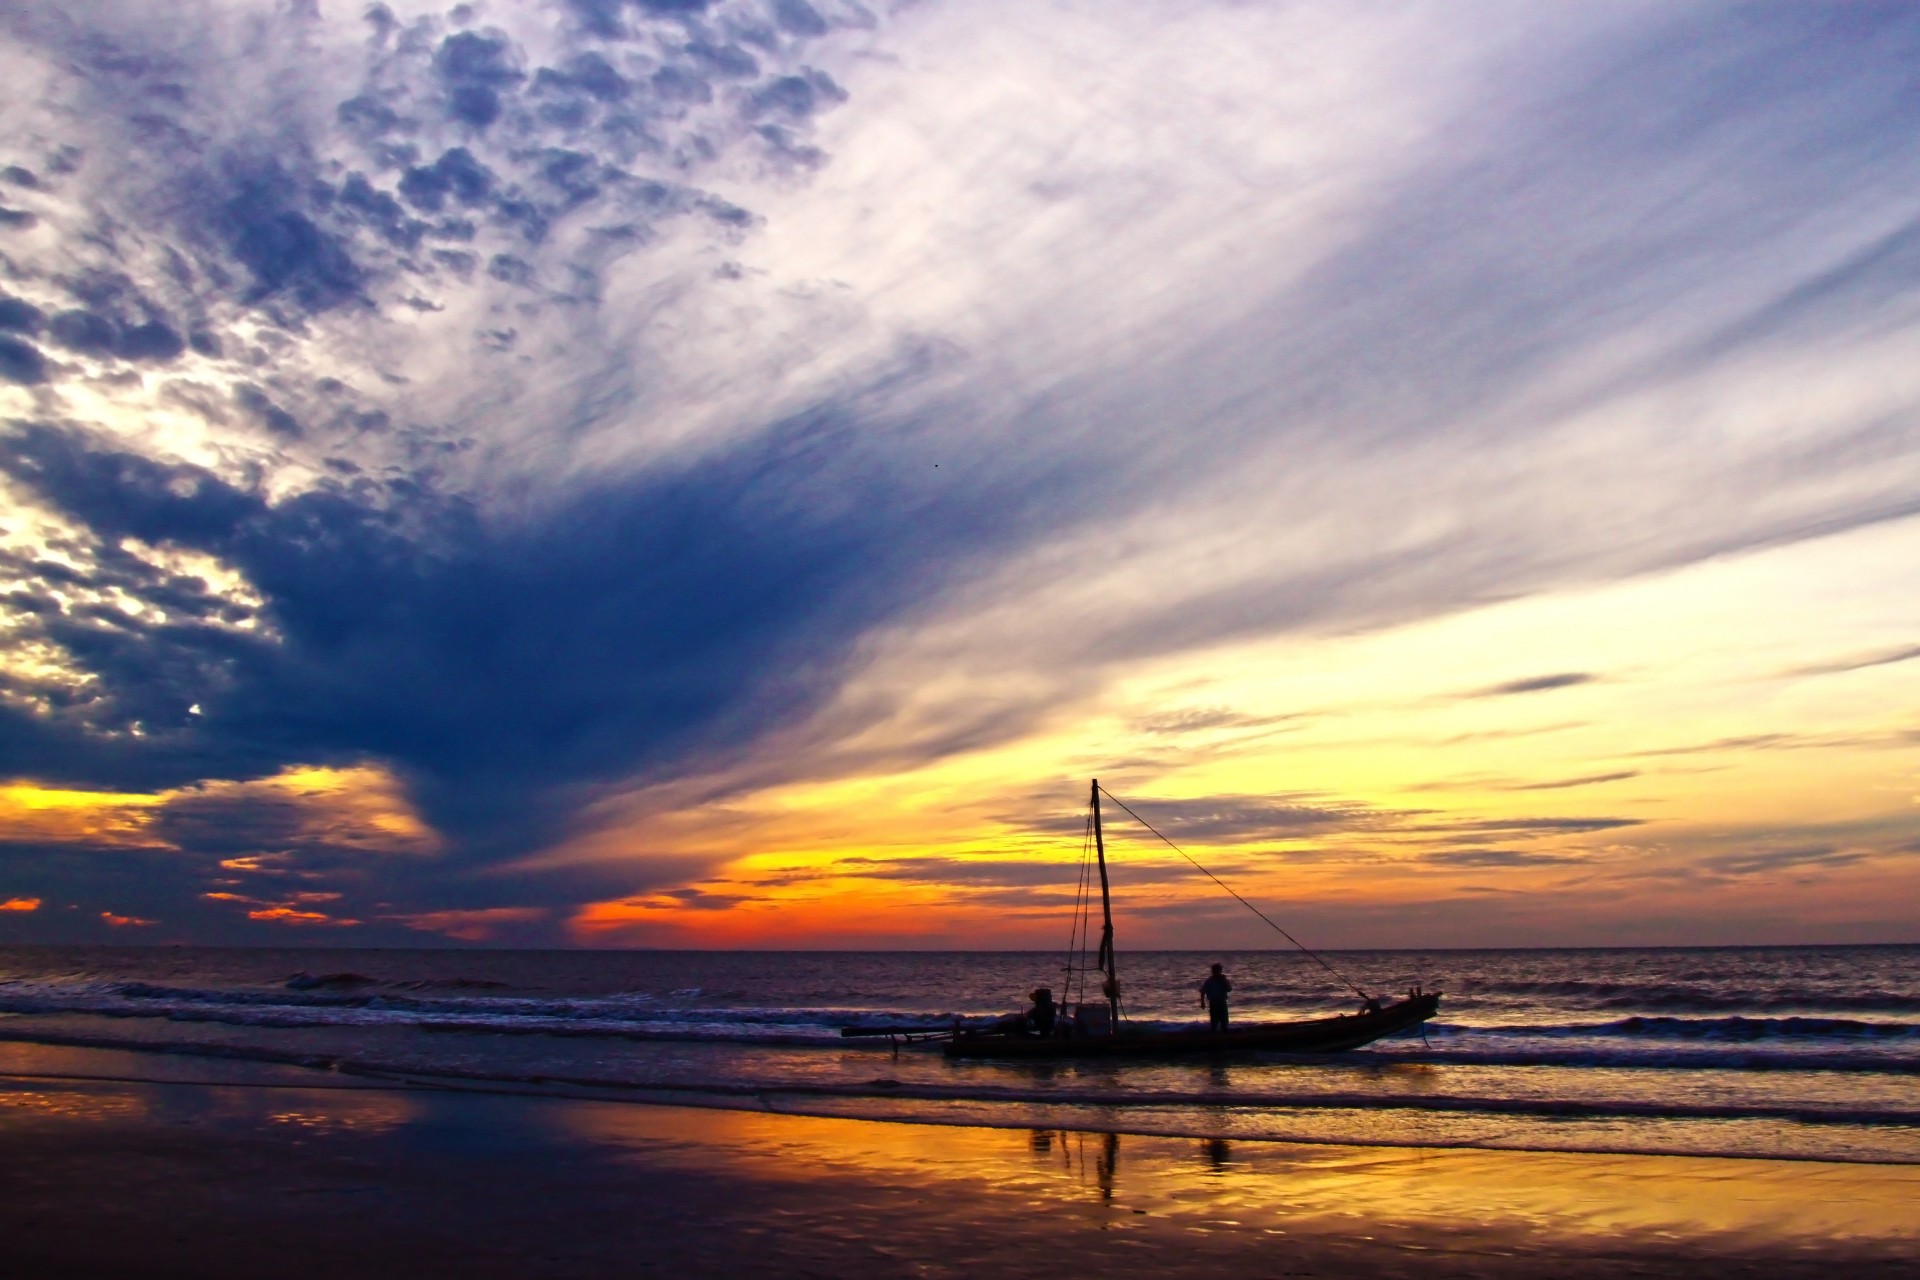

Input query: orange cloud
[245,905,358,926]
[203,888,360,927]
[1,896,41,912]
[100,911,155,927]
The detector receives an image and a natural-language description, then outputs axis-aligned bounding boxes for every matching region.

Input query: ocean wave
[4,1007,1918,1076]
[284,972,378,991]
[7,979,1919,1058]
[95,983,873,1026]
[1429,1016,1920,1042]
[1367,1044,1920,1074]
[1,1023,1915,1131]
[1454,981,1920,1015]
[0,983,974,1042]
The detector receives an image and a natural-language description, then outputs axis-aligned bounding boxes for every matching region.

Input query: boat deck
[943,992,1442,1059]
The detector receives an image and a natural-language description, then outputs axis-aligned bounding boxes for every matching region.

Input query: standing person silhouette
[1199,963,1232,1032]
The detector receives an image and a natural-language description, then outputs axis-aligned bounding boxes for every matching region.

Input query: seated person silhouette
[1025,987,1057,1036]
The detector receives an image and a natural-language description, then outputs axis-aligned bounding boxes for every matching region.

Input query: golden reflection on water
[556,1102,1920,1253]
[0,1078,420,1135]
[255,1092,418,1137]
[0,1041,422,1136]
[0,1082,149,1122]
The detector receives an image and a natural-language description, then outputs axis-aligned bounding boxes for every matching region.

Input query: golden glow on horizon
[566,513,1920,947]
[3,510,1916,945]
[1,896,41,912]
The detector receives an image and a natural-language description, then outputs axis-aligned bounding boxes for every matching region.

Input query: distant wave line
[4,1027,1917,1129]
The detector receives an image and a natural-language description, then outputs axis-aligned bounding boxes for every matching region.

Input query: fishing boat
[844,779,1440,1059]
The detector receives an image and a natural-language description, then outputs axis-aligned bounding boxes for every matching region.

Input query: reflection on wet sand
[4,1050,1919,1279]
[559,1102,1920,1257]
[1027,1128,1122,1200]
[0,1079,149,1122]
[6,1037,1918,1270]
[255,1092,418,1138]
[0,1072,422,1136]
[0,1040,422,1136]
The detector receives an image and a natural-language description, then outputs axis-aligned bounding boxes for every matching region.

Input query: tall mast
[1091,778,1119,1027]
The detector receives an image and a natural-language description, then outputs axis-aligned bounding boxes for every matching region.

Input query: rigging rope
[1063,807,1096,1009]
[1096,785,1372,1002]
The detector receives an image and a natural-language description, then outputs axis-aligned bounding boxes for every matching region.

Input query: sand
[3,1042,1916,1279]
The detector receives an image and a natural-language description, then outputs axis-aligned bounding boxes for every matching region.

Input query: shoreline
[3,1027,1917,1168]
[4,1043,1918,1278]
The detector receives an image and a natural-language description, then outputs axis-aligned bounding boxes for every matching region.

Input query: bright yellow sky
[559,512,1920,948]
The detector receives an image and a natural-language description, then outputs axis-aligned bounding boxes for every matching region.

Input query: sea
[1,944,1915,1165]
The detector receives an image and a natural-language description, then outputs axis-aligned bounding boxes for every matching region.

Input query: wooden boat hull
[943,992,1441,1059]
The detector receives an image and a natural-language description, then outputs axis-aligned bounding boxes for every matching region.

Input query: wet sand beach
[3,1044,1917,1279]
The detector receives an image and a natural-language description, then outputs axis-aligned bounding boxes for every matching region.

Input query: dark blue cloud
[563,0,629,40]
[336,92,402,137]
[486,253,534,286]
[37,273,181,356]
[750,69,846,120]
[434,30,525,128]
[687,39,760,79]
[535,52,632,103]
[537,149,605,204]
[46,309,118,356]
[0,335,48,384]
[233,384,304,439]
[649,64,713,107]
[0,399,1075,907]
[0,295,46,334]
[116,320,186,361]
[335,172,425,249]
[399,147,497,214]
[27,272,188,364]
[773,0,829,38]
[213,159,365,312]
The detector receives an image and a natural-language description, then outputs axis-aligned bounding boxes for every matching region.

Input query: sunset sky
[1,1,1916,949]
